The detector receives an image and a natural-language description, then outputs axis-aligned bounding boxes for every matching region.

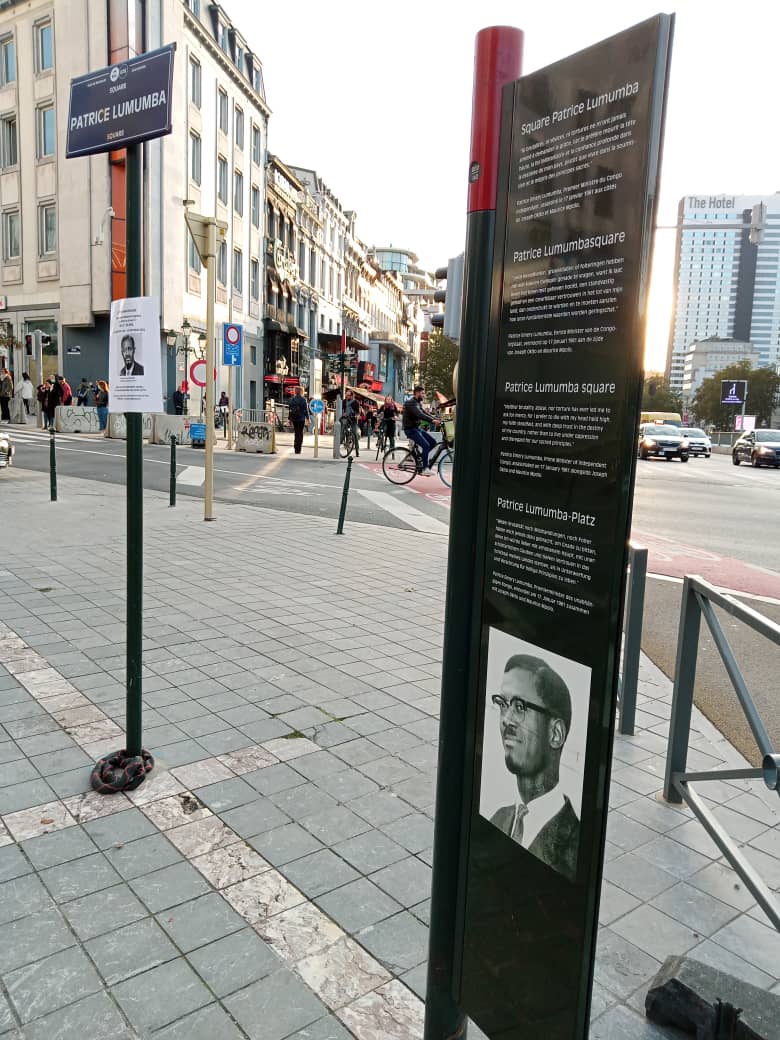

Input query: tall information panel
[457,16,673,1039]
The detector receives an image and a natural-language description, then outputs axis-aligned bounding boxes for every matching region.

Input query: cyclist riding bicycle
[342,390,360,456]
[402,386,439,476]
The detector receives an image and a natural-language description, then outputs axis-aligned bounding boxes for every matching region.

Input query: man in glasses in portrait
[489,654,580,881]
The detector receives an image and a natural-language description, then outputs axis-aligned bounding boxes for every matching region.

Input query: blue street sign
[223,323,243,367]
[66,45,176,159]
[310,399,325,414]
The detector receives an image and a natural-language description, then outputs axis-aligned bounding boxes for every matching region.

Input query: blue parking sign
[310,399,325,414]
[223,323,243,366]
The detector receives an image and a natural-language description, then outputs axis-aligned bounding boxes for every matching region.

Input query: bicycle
[382,423,454,487]
[339,420,359,458]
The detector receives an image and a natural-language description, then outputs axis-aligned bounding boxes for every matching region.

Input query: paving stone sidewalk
[0,471,777,1039]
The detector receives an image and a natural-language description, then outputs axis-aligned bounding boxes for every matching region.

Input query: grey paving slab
[711,913,780,978]
[0,907,76,974]
[315,877,403,934]
[0,778,57,814]
[594,928,662,1001]
[86,917,178,985]
[187,927,282,997]
[334,830,408,874]
[286,1016,355,1040]
[590,1004,672,1039]
[220,798,290,838]
[243,762,307,795]
[603,852,679,902]
[224,967,328,1040]
[247,821,324,866]
[381,812,434,855]
[81,807,158,849]
[158,892,246,952]
[153,1002,246,1040]
[111,958,212,1032]
[269,781,339,819]
[193,776,259,812]
[300,805,371,845]
[371,855,432,907]
[61,882,149,942]
[38,851,122,903]
[18,991,130,1040]
[650,881,740,936]
[0,843,32,883]
[357,910,429,974]
[4,946,103,1024]
[0,873,53,925]
[610,904,702,961]
[347,789,412,827]
[103,832,182,880]
[283,848,361,898]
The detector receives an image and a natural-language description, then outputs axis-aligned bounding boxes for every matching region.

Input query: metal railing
[617,543,647,736]
[663,574,780,930]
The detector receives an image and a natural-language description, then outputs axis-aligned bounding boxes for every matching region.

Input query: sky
[229,0,778,372]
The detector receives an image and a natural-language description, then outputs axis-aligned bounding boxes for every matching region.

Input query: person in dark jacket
[46,376,63,428]
[377,395,399,451]
[95,381,109,431]
[288,386,310,455]
[342,390,360,456]
[402,386,438,475]
[172,387,186,415]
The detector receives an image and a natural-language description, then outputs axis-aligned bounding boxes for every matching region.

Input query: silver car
[679,427,711,458]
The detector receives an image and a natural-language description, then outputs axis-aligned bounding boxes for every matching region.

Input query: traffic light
[24,334,33,354]
[431,254,464,343]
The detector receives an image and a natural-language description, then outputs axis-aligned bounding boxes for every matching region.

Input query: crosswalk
[3,426,104,444]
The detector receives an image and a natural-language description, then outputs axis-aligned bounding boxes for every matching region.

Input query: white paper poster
[108,296,163,413]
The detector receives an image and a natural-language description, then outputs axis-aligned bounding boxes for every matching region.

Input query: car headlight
[680,439,689,448]
[644,438,656,447]
[759,446,773,454]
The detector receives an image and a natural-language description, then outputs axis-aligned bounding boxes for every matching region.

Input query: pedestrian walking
[16,372,35,415]
[59,375,73,406]
[95,380,109,431]
[0,367,12,423]
[43,377,61,429]
[37,381,50,428]
[342,390,360,456]
[378,394,399,451]
[288,385,310,455]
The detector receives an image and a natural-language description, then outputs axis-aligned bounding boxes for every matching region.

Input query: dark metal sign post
[66,47,175,792]
[426,15,673,1040]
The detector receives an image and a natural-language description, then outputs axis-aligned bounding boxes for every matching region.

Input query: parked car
[0,428,14,471]
[638,424,689,462]
[732,429,780,468]
[679,427,711,458]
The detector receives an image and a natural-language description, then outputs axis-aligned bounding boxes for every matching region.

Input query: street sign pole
[205,220,216,521]
[125,141,143,757]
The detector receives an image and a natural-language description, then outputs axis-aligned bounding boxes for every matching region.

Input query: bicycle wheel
[374,432,386,461]
[382,447,418,485]
[339,428,353,458]
[437,448,454,487]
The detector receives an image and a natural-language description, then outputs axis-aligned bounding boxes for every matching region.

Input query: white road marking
[177,466,205,486]
[356,489,450,535]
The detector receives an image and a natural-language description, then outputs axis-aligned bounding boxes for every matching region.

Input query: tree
[417,330,458,400]
[642,372,682,413]
[691,361,780,428]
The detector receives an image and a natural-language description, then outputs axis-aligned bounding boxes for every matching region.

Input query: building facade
[666,192,780,392]
[681,336,759,399]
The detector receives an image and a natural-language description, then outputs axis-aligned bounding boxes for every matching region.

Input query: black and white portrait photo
[118,335,145,377]
[479,627,589,883]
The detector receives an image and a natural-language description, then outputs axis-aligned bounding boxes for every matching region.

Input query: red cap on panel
[467,26,524,214]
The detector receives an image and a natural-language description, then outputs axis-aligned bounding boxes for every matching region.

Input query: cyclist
[402,385,438,476]
[342,390,360,456]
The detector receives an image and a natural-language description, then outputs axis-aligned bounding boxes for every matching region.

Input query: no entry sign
[189,360,216,388]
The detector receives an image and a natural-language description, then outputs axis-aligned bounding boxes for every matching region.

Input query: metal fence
[663,574,780,930]
[617,543,647,736]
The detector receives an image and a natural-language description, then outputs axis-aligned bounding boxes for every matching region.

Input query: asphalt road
[6,427,778,761]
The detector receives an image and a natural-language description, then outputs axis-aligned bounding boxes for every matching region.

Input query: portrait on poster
[479,626,590,882]
[108,296,163,413]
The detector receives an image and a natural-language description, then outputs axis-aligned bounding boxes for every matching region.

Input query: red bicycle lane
[356,461,452,509]
[631,527,780,600]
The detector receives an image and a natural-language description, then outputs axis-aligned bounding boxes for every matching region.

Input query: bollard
[169,435,176,507]
[335,455,353,535]
[49,427,57,502]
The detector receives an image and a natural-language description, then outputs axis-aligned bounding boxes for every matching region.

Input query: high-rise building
[665,192,780,391]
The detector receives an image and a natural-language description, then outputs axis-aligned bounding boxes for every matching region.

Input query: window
[250,258,259,300]
[36,21,53,72]
[190,131,201,185]
[250,345,257,365]
[218,88,228,133]
[217,156,228,204]
[0,115,17,168]
[188,237,201,273]
[37,105,55,159]
[38,202,56,255]
[2,210,20,260]
[1,35,15,85]
[252,67,263,95]
[233,170,243,215]
[235,44,244,71]
[267,205,275,240]
[251,124,261,165]
[232,248,243,293]
[186,0,200,13]
[234,107,244,149]
[250,185,260,228]
[189,58,201,107]
[217,240,227,285]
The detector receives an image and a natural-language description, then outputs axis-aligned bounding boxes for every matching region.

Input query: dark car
[638,424,689,462]
[732,429,780,468]
[679,427,711,458]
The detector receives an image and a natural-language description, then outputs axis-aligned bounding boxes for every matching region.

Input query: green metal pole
[336,455,352,535]
[125,142,143,758]
[169,434,176,507]
[49,427,57,501]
